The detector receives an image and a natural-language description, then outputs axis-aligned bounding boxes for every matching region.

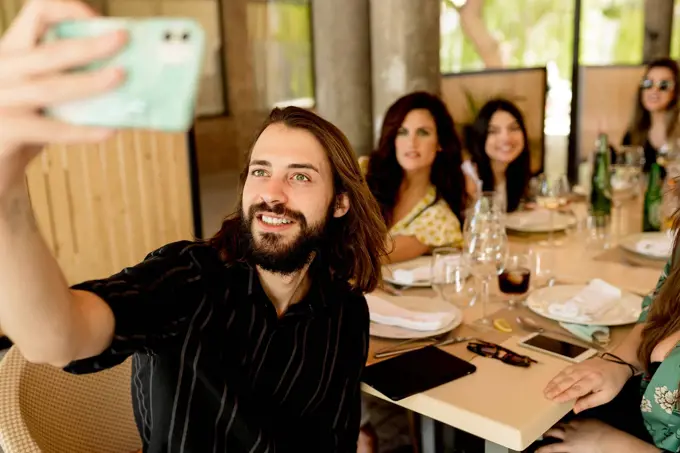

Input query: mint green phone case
[44,18,206,132]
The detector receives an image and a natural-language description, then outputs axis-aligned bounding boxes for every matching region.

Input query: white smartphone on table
[517,333,599,363]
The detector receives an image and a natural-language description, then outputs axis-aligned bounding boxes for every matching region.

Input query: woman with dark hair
[462,98,531,213]
[364,91,467,264]
[623,58,680,172]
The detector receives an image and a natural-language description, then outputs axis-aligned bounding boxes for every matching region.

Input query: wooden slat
[26,131,195,285]
[578,65,646,161]
[115,131,146,266]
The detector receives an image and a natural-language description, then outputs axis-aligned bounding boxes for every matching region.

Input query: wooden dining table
[362,199,666,453]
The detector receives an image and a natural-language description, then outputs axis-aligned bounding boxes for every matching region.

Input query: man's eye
[251,169,267,177]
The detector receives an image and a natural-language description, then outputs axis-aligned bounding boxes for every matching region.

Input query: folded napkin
[635,232,673,258]
[365,293,456,331]
[547,279,621,323]
[391,266,431,285]
[514,209,552,227]
[558,322,610,344]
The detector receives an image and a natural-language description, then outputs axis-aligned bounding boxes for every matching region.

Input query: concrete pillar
[642,0,674,63]
[312,0,373,157]
[370,0,441,136]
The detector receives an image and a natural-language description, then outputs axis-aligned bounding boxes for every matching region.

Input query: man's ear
[333,193,350,218]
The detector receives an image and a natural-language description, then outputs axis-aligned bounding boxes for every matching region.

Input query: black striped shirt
[65,241,369,453]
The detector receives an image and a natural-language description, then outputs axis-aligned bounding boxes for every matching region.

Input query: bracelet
[599,352,638,377]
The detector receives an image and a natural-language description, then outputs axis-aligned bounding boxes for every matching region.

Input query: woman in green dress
[538,245,680,452]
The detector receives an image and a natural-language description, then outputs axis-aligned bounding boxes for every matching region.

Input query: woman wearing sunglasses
[534,213,680,452]
[622,58,680,173]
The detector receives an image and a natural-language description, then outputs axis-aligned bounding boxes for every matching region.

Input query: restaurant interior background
[0,0,678,284]
[0,1,679,452]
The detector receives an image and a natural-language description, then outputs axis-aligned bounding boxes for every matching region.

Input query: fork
[374,336,475,359]
[373,331,449,358]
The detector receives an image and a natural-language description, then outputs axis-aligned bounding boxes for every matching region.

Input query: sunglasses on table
[640,79,675,91]
[466,340,538,368]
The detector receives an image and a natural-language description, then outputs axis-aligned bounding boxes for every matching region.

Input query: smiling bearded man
[0,74,388,453]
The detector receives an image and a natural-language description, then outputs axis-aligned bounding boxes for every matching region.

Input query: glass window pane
[580,0,644,65]
[247,0,314,109]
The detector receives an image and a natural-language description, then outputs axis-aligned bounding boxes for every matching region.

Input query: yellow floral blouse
[389,185,463,248]
[358,156,463,248]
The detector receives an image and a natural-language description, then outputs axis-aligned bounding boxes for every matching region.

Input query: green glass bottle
[643,162,663,232]
[590,133,613,223]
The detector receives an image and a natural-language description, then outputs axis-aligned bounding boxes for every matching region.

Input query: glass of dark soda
[498,254,532,308]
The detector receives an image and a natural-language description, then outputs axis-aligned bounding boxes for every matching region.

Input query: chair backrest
[0,347,141,453]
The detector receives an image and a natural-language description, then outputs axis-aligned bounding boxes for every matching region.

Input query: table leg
[419,416,437,453]
[485,440,520,453]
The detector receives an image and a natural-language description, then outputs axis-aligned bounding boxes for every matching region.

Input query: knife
[374,336,475,359]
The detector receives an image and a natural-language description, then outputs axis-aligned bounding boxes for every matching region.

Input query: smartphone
[43,18,206,132]
[517,333,598,363]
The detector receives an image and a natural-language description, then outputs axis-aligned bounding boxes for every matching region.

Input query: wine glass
[467,190,506,216]
[465,214,508,327]
[611,145,643,237]
[535,174,571,247]
[620,145,645,194]
[498,253,532,309]
[464,191,505,240]
[431,248,475,309]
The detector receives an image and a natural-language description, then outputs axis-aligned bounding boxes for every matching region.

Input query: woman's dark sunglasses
[640,79,675,91]
[467,340,538,367]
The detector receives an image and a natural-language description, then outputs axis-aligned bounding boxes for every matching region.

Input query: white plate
[619,232,672,262]
[369,294,463,339]
[526,284,642,326]
[382,255,471,288]
[382,256,433,287]
[505,210,576,233]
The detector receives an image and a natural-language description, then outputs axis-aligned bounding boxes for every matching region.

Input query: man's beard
[241,202,330,275]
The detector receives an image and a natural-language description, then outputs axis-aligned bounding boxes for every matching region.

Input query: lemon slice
[493,318,512,333]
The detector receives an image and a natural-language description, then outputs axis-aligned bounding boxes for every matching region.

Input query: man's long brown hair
[207,106,388,294]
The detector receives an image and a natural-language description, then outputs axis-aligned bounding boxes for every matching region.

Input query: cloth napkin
[558,322,610,344]
[513,209,552,227]
[365,293,457,331]
[635,232,674,258]
[547,279,621,323]
[391,266,431,285]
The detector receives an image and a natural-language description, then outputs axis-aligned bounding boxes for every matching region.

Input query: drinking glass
[611,145,644,237]
[467,190,506,217]
[620,145,645,195]
[498,254,532,308]
[535,174,571,247]
[464,194,505,243]
[431,248,476,309]
[465,214,508,327]
[585,213,612,251]
[528,247,555,288]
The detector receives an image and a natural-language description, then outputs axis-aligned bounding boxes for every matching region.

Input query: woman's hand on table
[536,419,660,453]
[543,357,631,413]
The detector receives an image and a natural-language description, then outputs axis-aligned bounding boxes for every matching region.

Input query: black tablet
[362,346,477,401]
